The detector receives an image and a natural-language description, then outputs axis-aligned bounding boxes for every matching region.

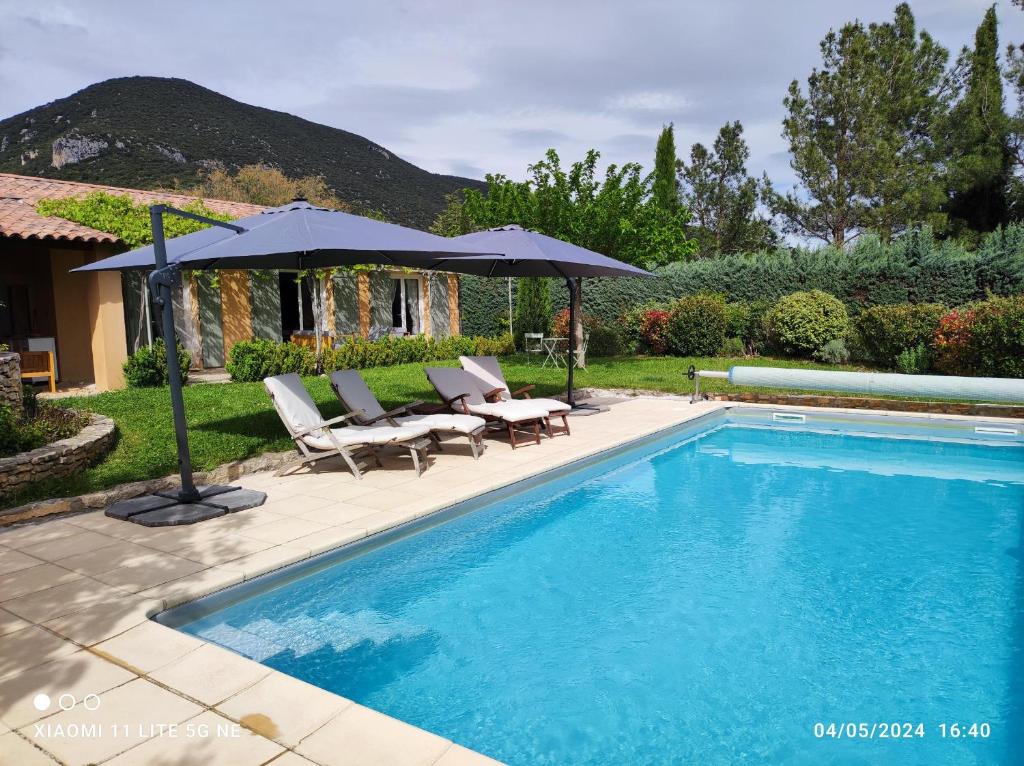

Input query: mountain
[0,76,485,228]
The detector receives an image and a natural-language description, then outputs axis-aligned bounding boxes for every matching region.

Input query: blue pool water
[175,418,1024,765]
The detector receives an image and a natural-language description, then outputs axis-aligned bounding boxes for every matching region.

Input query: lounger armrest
[291,410,364,438]
[363,404,414,424]
[481,387,505,402]
[509,384,535,398]
[411,401,446,414]
[441,392,473,413]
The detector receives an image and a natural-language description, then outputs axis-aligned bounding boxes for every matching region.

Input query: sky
[1,0,1022,193]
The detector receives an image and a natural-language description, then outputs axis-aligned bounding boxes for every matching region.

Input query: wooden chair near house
[19,351,56,393]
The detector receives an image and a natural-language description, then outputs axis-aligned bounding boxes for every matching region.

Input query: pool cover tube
[726,366,1024,403]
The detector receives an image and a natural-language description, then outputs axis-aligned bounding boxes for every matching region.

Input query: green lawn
[4,355,867,509]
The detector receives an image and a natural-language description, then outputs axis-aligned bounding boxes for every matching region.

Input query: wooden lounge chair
[459,355,570,438]
[328,369,488,459]
[424,367,550,449]
[264,373,433,478]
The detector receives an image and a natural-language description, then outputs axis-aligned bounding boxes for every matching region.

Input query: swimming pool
[163,409,1024,765]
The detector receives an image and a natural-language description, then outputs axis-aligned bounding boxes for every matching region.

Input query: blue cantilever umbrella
[442,225,655,408]
[75,200,500,526]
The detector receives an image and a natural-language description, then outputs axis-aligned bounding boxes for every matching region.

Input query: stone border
[0,447,299,526]
[0,350,21,414]
[0,414,116,514]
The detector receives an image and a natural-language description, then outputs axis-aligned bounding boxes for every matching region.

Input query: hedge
[459,226,1024,336]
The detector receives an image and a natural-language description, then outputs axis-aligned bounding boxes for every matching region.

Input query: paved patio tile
[42,596,161,647]
[217,672,350,747]
[0,547,44,576]
[0,521,82,550]
[238,517,331,545]
[94,620,205,673]
[103,709,284,766]
[2,576,126,624]
[54,540,165,577]
[20,530,121,563]
[295,502,381,526]
[0,625,79,682]
[92,552,208,593]
[20,678,202,766]
[342,488,425,512]
[333,509,413,535]
[0,731,60,765]
[296,702,451,766]
[0,649,135,729]
[0,563,82,601]
[149,643,272,706]
[284,527,367,556]
[263,752,320,766]
[216,544,312,580]
[138,566,244,609]
[0,607,32,637]
[171,534,276,567]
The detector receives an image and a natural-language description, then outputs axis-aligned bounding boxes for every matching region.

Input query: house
[0,173,462,391]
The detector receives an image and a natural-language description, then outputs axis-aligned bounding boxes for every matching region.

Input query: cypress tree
[945,5,1012,236]
[652,124,680,213]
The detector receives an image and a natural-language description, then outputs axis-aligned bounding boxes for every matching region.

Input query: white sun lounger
[424,367,550,448]
[328,369,488,459]
[264,373,433,478]
[459,355,571,438]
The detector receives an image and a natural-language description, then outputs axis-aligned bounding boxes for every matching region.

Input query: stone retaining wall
[0,414,116,502]
[0,352,20,414]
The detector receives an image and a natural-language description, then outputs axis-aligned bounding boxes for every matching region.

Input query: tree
[193,164,349,210]
[431,148,696,348]
[679,121,777,255]
[652,124,680,212]
[513,277,552,343]
[945,5,1012,236]
[764,3,950,246]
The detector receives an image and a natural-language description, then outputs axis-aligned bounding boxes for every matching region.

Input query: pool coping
[2,398,1022,766]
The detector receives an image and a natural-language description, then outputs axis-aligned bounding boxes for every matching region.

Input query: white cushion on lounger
[329,369,486,434]
[302,423,430,452]
[424,368,547,422]
[264,373,330,437]
[393,413,485,434]
[459,355,571,414]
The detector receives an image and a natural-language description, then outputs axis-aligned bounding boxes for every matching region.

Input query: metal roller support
[687,365,729,403]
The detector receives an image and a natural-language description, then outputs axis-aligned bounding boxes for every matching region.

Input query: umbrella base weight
[106,486,266,526]
[567,402,608,416]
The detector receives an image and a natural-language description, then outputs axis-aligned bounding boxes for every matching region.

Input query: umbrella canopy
[440,225,654,278]
[74,200,498,273]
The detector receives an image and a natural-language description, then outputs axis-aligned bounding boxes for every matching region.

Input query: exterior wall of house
[369,271,393,336]
[333,271,360,337]
[250,272,282,341]
[49,248,95,384]
[429,273,450,338]
[85,267,128,390]
[196,274,224,367]
[219,270,252,357]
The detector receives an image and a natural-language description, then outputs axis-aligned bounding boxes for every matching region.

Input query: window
[390,277,421,335]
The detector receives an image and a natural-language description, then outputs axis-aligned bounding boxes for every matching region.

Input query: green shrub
[123,339,191,387]
[621,301,667,352]
[724,302,751,340]
[665,294,727,356]
[513,277,552,345]
[0,404,89,457]
[765,290,849,357]
[812,338,851,365]
[968,295,1024,377]
[587,325,625,357]
[718,336,746,357]
[854,303,945,369]
[227,334,514,382]
[895,343,932,374]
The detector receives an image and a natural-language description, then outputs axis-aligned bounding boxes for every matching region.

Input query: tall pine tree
[652,124,680,213]
[944,5,1012,236]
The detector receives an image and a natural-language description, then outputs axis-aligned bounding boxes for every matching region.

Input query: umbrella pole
[150,207,200,502]
[104,206,266,526]
[565,277,577,408]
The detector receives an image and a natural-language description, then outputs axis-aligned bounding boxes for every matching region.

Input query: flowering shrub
[639,309,672,354]
[932,309,976,375]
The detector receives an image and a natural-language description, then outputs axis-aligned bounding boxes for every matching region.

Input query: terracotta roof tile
[0,172,265,244]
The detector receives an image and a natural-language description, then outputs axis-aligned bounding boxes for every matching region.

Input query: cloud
[0,0,1019,189]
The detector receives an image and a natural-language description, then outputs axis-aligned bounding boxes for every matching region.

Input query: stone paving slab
[2,398,1000,765]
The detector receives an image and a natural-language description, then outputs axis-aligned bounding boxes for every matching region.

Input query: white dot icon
[32,693,51,711]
